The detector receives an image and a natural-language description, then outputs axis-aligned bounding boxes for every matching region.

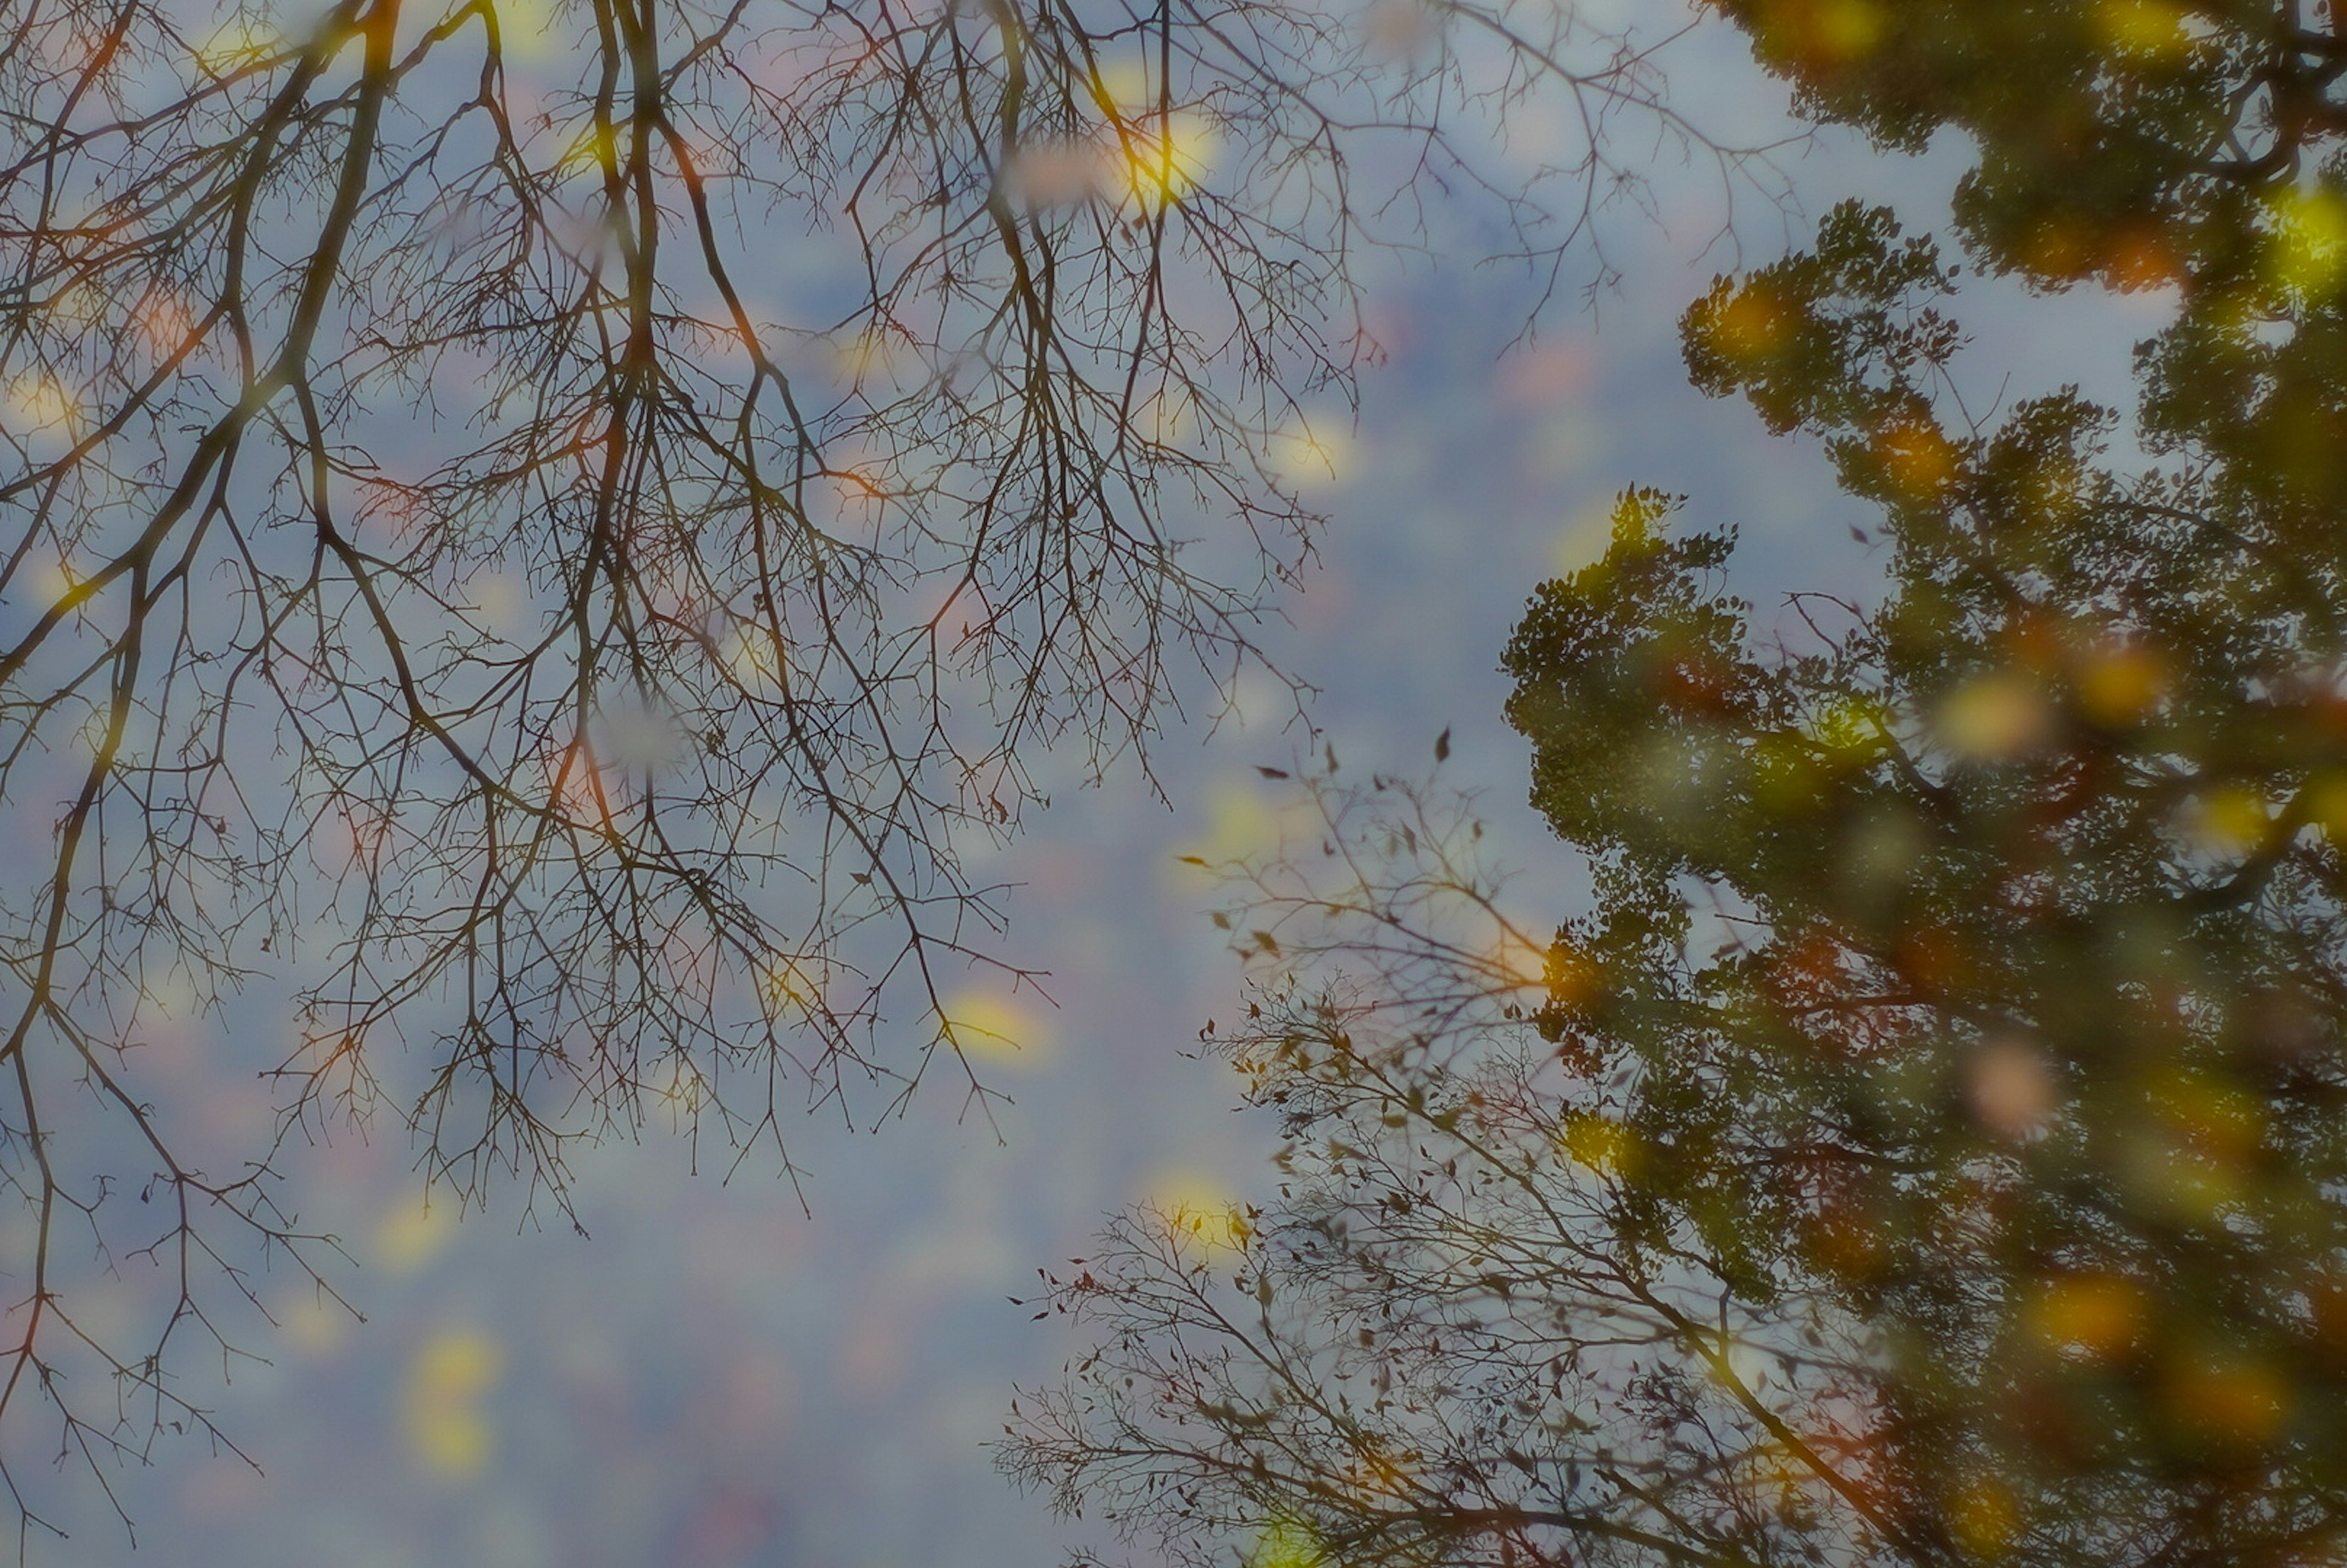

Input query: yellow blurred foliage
[1144,1166,1251,1250]
[2073,639,2169,727]
[1872,416,1956,497]
[1174,779,1292,873]
[490,0,565,62]
[2148,1068,2265,1165]
[942,989,1055,1068]
[1933,672,2051,760]
[374,1200,454,1273]
[1484,928,1551,991]
[1250,1517,1326,1568]
[7,371,76,433]
[2164,1354,2290,1447]
[193,16,276,73]
[2303,771,2347,843]
[2266,186,2347,299]
[1947,1475,2021,1555]
[1269,420,1352,493]
[1110,114,1216,205]
[2184,784,2274,858]
[403,1329,504,1478]
[282,1292,353,1360]
[1558,1111,1640,1179]
[1089,60,1153,116]
[1711,285,1787,360]
[2096,0,2190,56]
[1758,0,1884,65]
[2028,1273,2143,1361]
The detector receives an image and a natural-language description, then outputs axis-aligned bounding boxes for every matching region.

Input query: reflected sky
[0,3,2228,1563]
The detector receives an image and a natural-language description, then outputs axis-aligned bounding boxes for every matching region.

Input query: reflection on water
[1010,7,2347,1564]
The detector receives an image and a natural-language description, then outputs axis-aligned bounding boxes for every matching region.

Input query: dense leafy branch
[1003,4,2347,1550]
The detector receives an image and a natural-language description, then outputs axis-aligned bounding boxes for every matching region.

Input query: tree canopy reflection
[1004,7,2347,1564]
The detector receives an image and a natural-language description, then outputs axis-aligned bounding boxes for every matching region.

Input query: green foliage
[1511,207,2347,1548]
[1705,0,2292,287]
[1007,7,2347,1566]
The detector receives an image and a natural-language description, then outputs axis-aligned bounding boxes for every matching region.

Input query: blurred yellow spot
[283,1293,353,1359]
[2148,1068,2264,1163]
[1970,1038,2057,1141]
[1934,672,2051,761]
[1271,420,1351,493]
[2073,640,2169,726]
[2029,1273,2143,1361]
[2304,772,2347,844]
[193,16,276,71]
[1250,1517,1326,1568]
[375,1200,454,1273]
[29,556,78,614]
[2021,452,2088,519]
[1111,114,1216,205]
[942,989,1054,1068]
[2165,1354,2289,1446]
[1134,385,1199,446]
[1483,929,1549,991]
[1872,416,1957,497]
[490,0,564,62]
[1543,939,1604,1011]
[1144,1166,1250,1250]
[137,972,204,1023]
[724,625,788,693]
[1175,779,1285,872]
[1810,0,1883,60]
[1089,61,1154,116]
[1947,1476,2021,1555]
[2129,1135,2246,1223]
[1559,1111,1640,1179]
[2266,186,2347,299]
[558,119,623,175]
[760,952,827,1016]
[1803,694,1886,763]
[1711,284,1787,360]
[1758,0,1883,65]
[1753,732,1824,813]
[1552,497,1618,574]
[404,1330,502,1478]
[7,371,76,433]
[1340,1443,1415,1498]
[835,328,901,387]
[2096,0,2191,57]
[2184,785,2273,857]
[646,1050,710,1111]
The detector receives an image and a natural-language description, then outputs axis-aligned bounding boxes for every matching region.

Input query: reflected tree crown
[0,0,1780,1544]
[1712,0,2347,520]
[1002,7,2347,1567]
